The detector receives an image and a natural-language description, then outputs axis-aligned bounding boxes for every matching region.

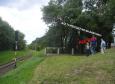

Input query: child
[85,42,90,56]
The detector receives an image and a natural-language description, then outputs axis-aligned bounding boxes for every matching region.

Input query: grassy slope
[0,50,32,65]
[0,49,115,84]
[0,50,45,84]
[30,48,115,84]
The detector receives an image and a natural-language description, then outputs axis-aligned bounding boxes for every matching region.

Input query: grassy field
[29,48,115,84]
[0,50,32,65]
[0,50,45,84]
[0,48,115,84]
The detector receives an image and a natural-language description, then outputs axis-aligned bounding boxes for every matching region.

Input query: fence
[45,47,75,56]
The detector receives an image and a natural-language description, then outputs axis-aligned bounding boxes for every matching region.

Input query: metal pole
[14,41,18,68]
[35,41,37,56]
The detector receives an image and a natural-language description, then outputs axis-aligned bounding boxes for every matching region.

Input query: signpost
[14,31,18,68]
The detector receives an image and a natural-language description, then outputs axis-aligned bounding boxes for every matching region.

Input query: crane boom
[61,22,102,37]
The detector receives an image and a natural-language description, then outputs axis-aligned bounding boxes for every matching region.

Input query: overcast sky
[0,0,50,44]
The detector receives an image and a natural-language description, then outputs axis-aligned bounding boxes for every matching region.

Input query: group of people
[85,35,106,56]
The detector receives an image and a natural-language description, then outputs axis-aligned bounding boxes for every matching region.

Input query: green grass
[0,50,45,84]
[0,50,32,65]
[29,48,115,84]
[0,49,115,84]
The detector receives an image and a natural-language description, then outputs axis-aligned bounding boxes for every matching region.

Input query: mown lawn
[29,48,115,84]
[0,50,32,65]
[0,50,45,84]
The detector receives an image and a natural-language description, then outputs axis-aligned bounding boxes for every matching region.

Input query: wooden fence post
[57,48,60,55]
[45,47,47,56]
[72,48,74,55]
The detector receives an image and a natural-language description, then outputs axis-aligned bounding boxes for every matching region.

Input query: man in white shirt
[100,38,106,54]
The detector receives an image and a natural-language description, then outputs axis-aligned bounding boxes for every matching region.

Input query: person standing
[85,42,91,56]
[90,35,97,54]
[100,38,106,54]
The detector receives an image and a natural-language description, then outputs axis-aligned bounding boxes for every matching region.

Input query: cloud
[0,0,50,44]
[0,0,13,5]
[0,0,49,10]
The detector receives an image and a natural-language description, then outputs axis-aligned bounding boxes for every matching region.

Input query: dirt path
[0,54,32,76]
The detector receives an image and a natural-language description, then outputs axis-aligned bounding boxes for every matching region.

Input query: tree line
[0,17,26,51]
[30,0,115,50]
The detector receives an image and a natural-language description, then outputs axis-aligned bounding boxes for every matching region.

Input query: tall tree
[83,0,114,47]
[0,18,15,50]
[40,0,115,50]
[0,17,26,51]
[42,0,83,48]
[16,31,26,50]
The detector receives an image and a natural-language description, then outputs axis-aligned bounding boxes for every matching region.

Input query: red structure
[79,37,97,44]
